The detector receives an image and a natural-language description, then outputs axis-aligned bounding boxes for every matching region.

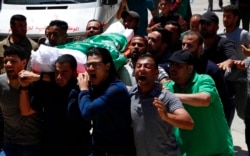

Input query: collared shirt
[130,82,182,156]
[164,72,234,156]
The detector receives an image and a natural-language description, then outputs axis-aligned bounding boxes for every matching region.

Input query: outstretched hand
[241,44,250,56]
[234,60,247,69]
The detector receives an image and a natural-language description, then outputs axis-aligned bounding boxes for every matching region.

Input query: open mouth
[89,74,96,79]
[138,75,146,81]
[6,69,14,74]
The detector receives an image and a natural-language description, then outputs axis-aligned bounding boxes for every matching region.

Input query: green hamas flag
[56,33,128,70]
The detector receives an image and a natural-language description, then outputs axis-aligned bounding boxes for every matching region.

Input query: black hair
[165,20,182,35]
[183,31,204,46]
[223,4,239,16]
[191,14,202,19]
[55,54,77,71]
[152,27,172,45]
[137,53,158,70]
[3,45,26,60]
[10,14,26,26]
[87,47,117,77]
[49,20,68,33]
[131,35,148,47]
[87,19,104,33]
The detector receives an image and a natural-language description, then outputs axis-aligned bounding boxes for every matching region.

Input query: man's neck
[10,35,24,44]
[203,35,217,50]
[139,84,154,94]
[224,26,237,33]
[8,78,20,89]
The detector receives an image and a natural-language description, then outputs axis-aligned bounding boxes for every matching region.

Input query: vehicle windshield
[4,0,96,4]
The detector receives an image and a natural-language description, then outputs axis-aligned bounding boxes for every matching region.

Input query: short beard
[130,53,140,62]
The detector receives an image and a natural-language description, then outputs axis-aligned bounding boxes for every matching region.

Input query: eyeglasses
[135,63,155,69]
[84,61,103,68]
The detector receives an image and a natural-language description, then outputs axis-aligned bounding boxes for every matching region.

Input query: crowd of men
[0,0,249,156]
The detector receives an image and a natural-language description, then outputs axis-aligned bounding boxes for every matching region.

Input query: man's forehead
[48,25,62,31]
[87,21,101,27]
[4,54,20,59]
[149,31,161,37]
[137,57,154,63]
[131,38,146,44]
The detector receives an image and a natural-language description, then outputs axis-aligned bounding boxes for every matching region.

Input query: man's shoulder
[206,59,220,70]
[26,37,38,50]
[0,74,7,86]
[216,36,236,50]
[0,36,10,46]
[195,72,214,82]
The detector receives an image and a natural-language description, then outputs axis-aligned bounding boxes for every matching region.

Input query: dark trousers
[208,0,223,10]
[239,7,250,31]
[2,143,43,156]
[245,117,250,154]
[92,151,134,156]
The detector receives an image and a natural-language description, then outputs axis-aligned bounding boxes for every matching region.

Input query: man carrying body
[46,20,68,47]
[0,45,43,155]
[19,54,91,156]
[85,19,103,38]
[0,14,38,73]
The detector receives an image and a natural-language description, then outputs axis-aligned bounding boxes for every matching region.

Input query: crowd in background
[0,0,250,156]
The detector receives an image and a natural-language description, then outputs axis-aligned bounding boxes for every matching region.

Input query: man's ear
[137,21,141,28]
[10,24,14,32]
[22,59,27,68]
[188,65,194,73]
[73,70,78,77]
[198,45,203,54]
[64,33,68,42]
[155,69,159,79]
[105,62,111,71]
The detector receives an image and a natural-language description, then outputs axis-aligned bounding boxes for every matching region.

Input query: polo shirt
[164,72,234,156]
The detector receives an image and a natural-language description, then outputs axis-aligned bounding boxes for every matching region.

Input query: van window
[4,0,96,4]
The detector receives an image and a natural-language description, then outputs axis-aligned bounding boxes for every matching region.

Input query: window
[4,0,96,5]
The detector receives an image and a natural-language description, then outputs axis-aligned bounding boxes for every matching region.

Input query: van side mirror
[102,0,117,5]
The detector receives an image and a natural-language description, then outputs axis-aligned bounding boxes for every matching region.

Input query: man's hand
[217,59,234,71]
[234,60,247,69]
[153,97,168,120]
[241,44,250,56]
[77,72,90,91]
[18,70,40,86]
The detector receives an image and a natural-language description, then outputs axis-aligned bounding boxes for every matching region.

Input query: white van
[0,0,121,41]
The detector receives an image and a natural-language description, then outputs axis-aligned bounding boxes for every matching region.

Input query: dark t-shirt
[202,36,239,64]
[152,12,180,27]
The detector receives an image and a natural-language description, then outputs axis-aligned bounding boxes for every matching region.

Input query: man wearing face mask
[118,35,169,88]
